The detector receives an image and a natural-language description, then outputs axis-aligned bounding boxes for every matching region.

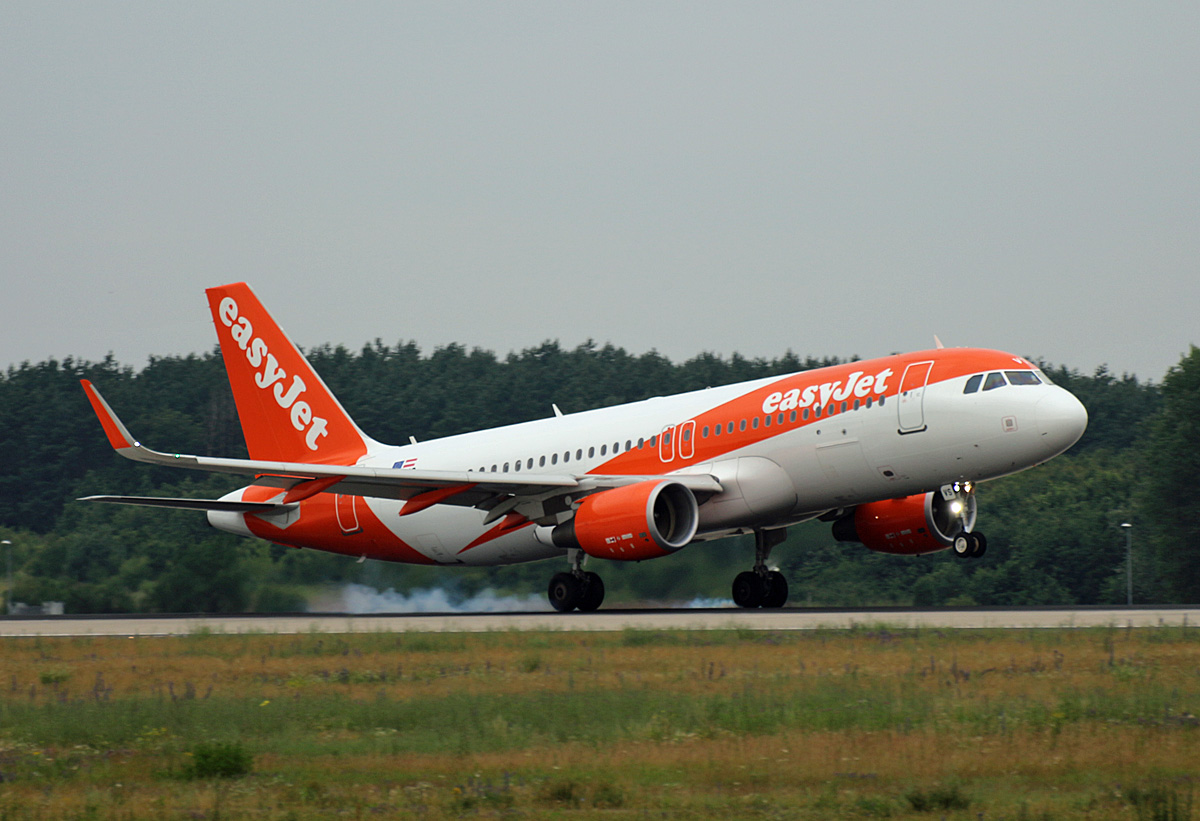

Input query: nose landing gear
[952,531,988,559]
[732,528,789,608]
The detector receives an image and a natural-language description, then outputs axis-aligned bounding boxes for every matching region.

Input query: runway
[2,606,1199,637]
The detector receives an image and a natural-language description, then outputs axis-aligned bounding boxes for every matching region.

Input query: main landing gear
[952,531,988,559]
[732,528,789,609]
[547,549,606,612]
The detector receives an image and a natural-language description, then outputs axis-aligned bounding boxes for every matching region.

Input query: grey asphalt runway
[2,607,1198,637]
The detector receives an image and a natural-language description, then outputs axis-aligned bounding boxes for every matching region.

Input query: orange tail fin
[206,282,376,465]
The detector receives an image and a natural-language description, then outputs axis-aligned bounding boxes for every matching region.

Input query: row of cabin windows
[962,370,1044,394]
[700,393,886,440]
[482,438,644,473]
[475,392,888,473]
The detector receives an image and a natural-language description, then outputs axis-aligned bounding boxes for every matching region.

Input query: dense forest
[1,338,1196,613]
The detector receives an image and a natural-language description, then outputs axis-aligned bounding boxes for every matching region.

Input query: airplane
[80,282,1088,611]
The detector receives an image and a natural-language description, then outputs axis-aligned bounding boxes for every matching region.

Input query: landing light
[950,501,963,514]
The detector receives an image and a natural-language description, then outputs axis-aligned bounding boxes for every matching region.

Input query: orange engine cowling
[832,490,977,556]
[551,480,699,561]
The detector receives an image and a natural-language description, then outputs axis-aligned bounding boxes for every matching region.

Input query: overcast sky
[2,3,1197,383]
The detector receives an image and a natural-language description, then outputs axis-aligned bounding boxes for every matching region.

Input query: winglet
[81,380,138,451]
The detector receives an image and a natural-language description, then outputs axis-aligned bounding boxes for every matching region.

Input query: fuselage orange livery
[81,282,1087,611]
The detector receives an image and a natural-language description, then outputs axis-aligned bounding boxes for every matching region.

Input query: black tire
[577,572,605,612]
[548,572,582,612]
[952,533,972,558]
[970,532,988,559]
[732,571,766,608]
[762,571,789,608]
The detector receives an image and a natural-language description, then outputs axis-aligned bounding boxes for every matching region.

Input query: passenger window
[527,458,534,469]
[964,374,983,394]
[514,460,521,471]
[853,399,860,411]
[727,422,734,434]
[551,453,558,465]
[714,424,721,437]
[682,428,691,442]
[650,435,657,448]
[491,464,497,472]
[790,410,797,423]
[814,406,822,418]
[564,451,571,463]
[1006,371,1041,386]
[802,409,809,420]
[983,372,1007,391]
[625,440,632,451]
[576,449,583,460]
[503,462,509,473]
[739,420,746,432]
[841,402,847,413]
[637,438,644,449]
[588,446,594,458]
[539,456,546,467]
[763,415,771,427]
[752,417,760,429]
[865,397,872,408]
[702,426,709,438]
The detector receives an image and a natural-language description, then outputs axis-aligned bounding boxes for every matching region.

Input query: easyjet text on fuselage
[760,368,894,415]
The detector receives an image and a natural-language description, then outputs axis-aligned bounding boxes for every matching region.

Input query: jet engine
[551,480,699,561]
[832,488,977,556]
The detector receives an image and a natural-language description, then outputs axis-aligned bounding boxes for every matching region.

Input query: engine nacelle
[832,489,977,556]
[551,480,699,561]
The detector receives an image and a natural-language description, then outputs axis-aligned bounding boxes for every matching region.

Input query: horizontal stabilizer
[78,495,282,513]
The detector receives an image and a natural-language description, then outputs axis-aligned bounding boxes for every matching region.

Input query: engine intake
[551,480,699,561]
[832,489,977,556]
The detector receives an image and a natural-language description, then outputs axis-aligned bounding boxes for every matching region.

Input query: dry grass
[1,625,1199,819]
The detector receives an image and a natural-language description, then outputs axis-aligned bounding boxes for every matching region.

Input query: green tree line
[0,339,1194,613]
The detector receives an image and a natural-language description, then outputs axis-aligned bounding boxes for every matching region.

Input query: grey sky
[3,3,1197,383]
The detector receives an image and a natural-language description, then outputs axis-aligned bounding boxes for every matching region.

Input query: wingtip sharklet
[81,379,138,451]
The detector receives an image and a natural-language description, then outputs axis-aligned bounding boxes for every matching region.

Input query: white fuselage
[210,347,1087,567]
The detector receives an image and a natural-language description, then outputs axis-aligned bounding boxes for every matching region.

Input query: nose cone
[1035,388,1088,456]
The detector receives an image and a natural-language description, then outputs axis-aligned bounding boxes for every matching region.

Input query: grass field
[1,624,1199,819]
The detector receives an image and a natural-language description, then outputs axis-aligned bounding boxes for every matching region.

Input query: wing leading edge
[78,380,722,519]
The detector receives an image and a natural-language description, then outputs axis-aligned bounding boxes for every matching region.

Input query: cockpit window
[1035,369,1054,385]
[963,374,983,394]
[982,372,1007,391]
[1006,370,1041,386]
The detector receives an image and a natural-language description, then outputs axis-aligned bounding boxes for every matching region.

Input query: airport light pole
[2,540,11,615]
[1120,524,1133,606]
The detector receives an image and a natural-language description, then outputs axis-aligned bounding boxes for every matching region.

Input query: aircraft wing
[80,380,722,522]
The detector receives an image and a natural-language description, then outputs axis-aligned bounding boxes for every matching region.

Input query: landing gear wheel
[969,532,988,559]
[762,571,789,608]
[577,572,605,612]
[732,571,766,608]
[548,572,582,612]
[952,533,972,558]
